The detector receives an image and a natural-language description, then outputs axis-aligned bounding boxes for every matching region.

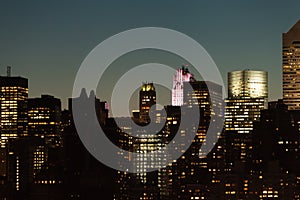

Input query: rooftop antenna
[7,66,11,77]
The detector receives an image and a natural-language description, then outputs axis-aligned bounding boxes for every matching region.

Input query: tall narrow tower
[0,67,28,147]
[283,20,300,110]
[0,67,28,177]
[139,83,156,123]
[172,65,194,106]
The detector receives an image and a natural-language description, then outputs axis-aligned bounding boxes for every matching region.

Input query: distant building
[68,89,108,126]
[163,81,224,199]
[64,90,115,199]
[28,95,61,147]
[27,95,62,181]
[183,81,223,115]
[250,100,300,199]
[252,99,300,173]
[7,137,45,198]
[183,81,223,157]
[225,70,268,163]
[139,83,156,123]
[225,70,268,134]
[283,20,300,110]
[0,67,28,147]
[172,65,194,106]
[0,67,28,178]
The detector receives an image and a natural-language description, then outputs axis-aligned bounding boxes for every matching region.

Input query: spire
[7,66,11,77]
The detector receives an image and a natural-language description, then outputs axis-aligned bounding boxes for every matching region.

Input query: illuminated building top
[139,83,156,123]
[228,70,268,99]
[172,65,195,106]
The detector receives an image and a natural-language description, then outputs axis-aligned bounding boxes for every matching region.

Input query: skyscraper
[172,65,195,106]
[0,67,28,177]
[183,81,223,156]
[228,70,268,100]
[28,95,61,146]
[283,20,300,110]
[163,81,224,199]
[139,83,156,123]
[249,99,300,199]
[115,85,166,199]
[225,70,268,134]
[27,95,62,179]
[0,67,28,147]
[225,70,268,163]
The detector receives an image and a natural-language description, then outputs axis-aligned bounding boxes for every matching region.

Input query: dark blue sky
[0,1,300,110]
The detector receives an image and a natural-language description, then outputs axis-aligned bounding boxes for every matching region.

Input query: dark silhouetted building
[28,95,62,146]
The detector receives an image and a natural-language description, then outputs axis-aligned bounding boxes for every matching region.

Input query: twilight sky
[0,1,300,114]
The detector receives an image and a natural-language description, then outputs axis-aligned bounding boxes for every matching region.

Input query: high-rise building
[163,81,224,199]
[172,65,195,106]
[252,99,300,174]
[7,137,45,197]
[249,100,300,199]
[114,109,167,199]
[139,83,156,123]
[184,81,223,115]
[225,70,268,164]
[283,20,300,110]
[28,95,61,146]
[225,70,268,134]
[228,70,268,100]
[27,95,62,180]
[0,67,28,147]
[183,81,224,156]
[68,89,108,127]
[65,90,115,199]
[0,67,28,178]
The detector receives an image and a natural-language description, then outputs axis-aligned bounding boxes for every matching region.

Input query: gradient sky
[1,1,300,114]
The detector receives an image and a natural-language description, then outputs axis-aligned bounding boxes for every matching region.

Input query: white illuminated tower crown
[172,65,195,106]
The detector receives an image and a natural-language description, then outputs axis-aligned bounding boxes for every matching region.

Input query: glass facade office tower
[225,70,268,134]
[225,70,268,163]
[283,20,300,110]
[228,70,268,100]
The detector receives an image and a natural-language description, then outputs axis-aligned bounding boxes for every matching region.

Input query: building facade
[225,70,268,134]
[225,70,268,164]
[172,65,194,106]
[283,20,300,110]
[0,70,28,147]
[0,68,28,178]
[139,83,156,123]
[28,95,61,146]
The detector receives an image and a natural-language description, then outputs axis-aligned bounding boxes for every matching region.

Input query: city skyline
[1,1,300,112]
[1,65,300,199]
[2,2,300,199]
